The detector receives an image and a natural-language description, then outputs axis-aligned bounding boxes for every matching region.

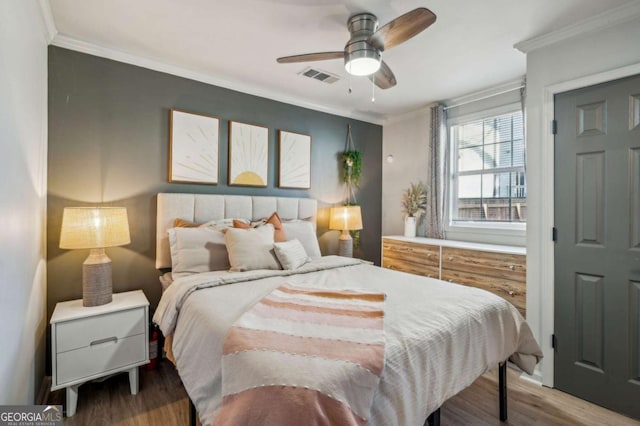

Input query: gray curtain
[425,104,446,239]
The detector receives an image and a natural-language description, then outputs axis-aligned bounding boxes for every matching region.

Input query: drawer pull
[90,336,118,347]
[509,265,515,270]
[508,291,514,296]
[427,254,433,258]
[448,256,454,261]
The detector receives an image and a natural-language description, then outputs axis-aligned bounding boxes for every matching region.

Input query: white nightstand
[50,290,149,417]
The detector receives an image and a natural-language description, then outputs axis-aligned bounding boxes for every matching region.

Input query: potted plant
[401,181,427,237]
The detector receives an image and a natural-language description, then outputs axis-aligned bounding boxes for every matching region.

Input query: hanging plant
[342,150,362,186]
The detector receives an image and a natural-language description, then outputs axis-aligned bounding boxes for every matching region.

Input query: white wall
[525,14,640,386]
[382,107,432,236]
[0,1,50,404]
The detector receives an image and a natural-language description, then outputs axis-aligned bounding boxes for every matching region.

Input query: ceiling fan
[276,7,437,90]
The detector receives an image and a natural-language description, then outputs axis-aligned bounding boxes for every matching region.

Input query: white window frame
[445,102,526,246]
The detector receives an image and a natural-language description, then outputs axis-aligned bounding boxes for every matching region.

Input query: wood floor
[48,360,638,425]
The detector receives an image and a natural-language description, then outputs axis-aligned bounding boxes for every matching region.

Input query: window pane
[456,120,483,148]
[457,174,482,198]
[458,146,484,172]
[455,198,483,221]
[484,141,515,169]
[512,138,525,168]
[482,173,510,198]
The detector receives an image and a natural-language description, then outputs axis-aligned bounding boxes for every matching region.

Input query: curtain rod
[443,84,525,111]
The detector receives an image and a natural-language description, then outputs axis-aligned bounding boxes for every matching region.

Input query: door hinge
[551,119,558,135]
[552,334,557,350]
[552,227,558,242]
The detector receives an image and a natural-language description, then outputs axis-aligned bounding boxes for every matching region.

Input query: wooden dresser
[382,237,527,316]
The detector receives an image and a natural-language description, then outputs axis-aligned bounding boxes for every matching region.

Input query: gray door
[554,73,640,419]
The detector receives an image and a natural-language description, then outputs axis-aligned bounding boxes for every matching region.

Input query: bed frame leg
[189,398,196,426]
[426,408,441,426]
[499,361,507,422]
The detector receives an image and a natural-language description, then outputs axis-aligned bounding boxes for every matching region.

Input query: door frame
[535,61,640,387]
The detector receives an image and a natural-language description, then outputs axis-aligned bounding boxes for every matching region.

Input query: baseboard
[519,371,543,386]
[36,376,51,405]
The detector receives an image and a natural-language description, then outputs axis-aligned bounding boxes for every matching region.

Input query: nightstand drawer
[56,334,146,385]
[56,308,145,353]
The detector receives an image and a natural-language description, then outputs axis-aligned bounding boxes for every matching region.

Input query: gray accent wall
[47,46,382,314]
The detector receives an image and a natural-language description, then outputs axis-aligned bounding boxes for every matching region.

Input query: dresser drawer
[383,257,439,278]
[56,333,146,385]
[441,269,526,316]
[382,239,439,267]
[441,247,525,282]
[56,307,145,353]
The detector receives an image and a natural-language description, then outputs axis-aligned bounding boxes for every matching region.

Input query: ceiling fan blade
[369,60,396,89]
[277,51,344,64]
[368,7,436,51]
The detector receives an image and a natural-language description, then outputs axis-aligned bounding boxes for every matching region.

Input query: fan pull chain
[348,62,352,94]
[371,77,375,103]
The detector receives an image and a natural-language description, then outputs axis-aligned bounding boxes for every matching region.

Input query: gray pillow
[168,227,230,278]
[224,224,282,272]
[281,220,321,258]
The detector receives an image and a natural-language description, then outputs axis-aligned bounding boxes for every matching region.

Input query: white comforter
[154,256,542,426]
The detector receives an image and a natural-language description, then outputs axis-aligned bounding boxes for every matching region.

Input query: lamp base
[83,248,113,307]
[338,230,353,258]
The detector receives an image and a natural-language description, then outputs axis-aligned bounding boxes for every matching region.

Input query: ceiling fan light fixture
[344,45,381,76]
[345,56,380,76]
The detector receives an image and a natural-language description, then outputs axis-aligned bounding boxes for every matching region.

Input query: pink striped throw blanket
[213,284,386,426]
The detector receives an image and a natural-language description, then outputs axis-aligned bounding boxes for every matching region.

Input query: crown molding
[444,77,524,108]
[514,1,640,53]
[50,34,384,125]
[37,0,57,43]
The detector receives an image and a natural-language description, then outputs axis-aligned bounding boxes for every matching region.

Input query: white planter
[404,216,416,237]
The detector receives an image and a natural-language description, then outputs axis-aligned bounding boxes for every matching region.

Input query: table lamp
[59,207,131,307]
[329,205,363,258]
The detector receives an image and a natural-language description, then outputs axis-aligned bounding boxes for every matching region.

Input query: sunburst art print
[278,130,311,189]
[169,109,219,184]
[229,121,269,187]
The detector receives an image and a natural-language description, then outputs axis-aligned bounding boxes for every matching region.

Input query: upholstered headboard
[155,193,318,269]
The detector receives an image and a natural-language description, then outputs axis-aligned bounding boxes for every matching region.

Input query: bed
[153,193,542,425]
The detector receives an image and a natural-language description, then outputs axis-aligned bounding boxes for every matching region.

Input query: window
[449,108,526,224]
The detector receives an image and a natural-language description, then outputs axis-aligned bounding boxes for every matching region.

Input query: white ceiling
[48,0,631,123]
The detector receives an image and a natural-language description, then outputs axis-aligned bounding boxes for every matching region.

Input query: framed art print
[169,109,219,184]
[228,121,269,187]
[278,130,311,189]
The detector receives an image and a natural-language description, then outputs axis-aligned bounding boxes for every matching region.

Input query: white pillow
[168,227,230,279]
[273,239,310,270]
[281,220,321,258]
[224,224,282,272]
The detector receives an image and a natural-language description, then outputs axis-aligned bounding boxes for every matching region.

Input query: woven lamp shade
[60,207,130,249]
[60,207,130,307]
[329,206,363,231]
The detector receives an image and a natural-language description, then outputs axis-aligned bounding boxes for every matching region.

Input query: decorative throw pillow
[168,227,230,278]
[225,224,282,272]
[273,239,310,270]
[173,218,200,228]
[233,212,287,242]
[233,219,251,229]
[281,220,321,258]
